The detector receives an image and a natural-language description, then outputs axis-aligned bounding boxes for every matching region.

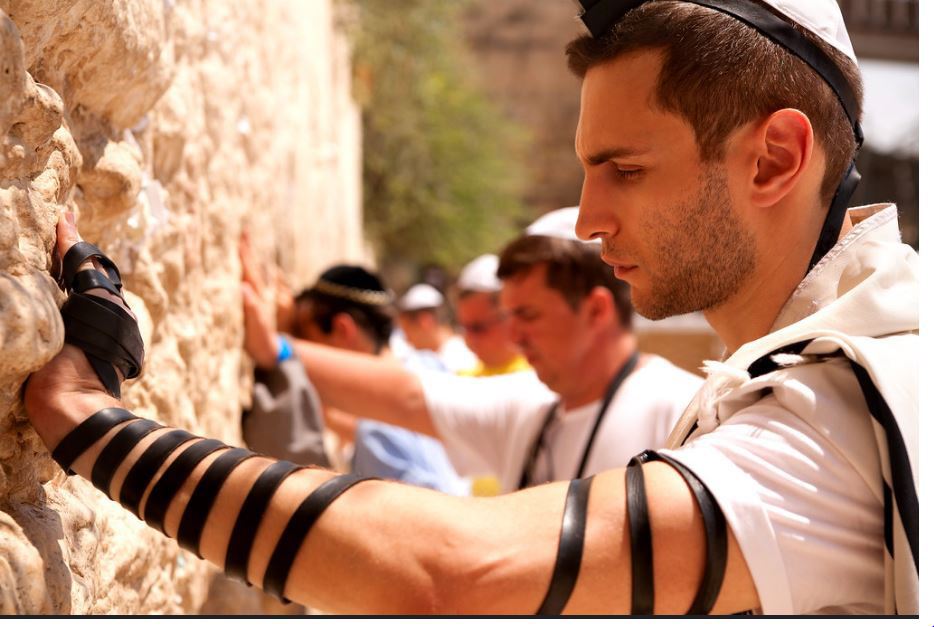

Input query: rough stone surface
[0,0,363,614]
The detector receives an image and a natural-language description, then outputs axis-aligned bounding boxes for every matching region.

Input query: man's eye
[616,168,642,180]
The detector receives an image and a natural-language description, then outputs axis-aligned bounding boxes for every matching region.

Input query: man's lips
[602,255,637,272]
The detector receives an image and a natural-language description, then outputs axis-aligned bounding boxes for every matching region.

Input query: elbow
[416,515,514,614]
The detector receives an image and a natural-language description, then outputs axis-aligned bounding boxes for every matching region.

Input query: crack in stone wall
[0,0,363,614]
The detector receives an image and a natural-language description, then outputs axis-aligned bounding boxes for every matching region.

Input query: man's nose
[506,316,523,345]
[576,176,615,241]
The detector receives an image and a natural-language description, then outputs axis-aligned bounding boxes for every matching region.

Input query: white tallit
[665,203,918,614]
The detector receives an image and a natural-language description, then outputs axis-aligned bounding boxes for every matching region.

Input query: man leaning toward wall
[22,0,918,615]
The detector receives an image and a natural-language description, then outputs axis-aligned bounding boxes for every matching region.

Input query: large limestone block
[0,0,363,614]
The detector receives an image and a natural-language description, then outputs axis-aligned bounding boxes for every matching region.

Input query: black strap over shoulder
[119,429,199,516]
[263,474,378,602]
[536,476,595,615]
[143,438,228,534]
[745,341,918,574]
[52,407,137,475]
[626,453,654,615]
[225,460,303,584]
[177,447,257,558]
[90,419,161,497]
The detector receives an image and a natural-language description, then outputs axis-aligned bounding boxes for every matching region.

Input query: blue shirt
[351,350,468,495]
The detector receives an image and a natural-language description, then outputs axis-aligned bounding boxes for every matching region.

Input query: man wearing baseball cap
[453,253,531,377]
[24,0,917,615]
[394,282,480,373]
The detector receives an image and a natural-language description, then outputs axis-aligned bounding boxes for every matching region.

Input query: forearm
[25,382,544,613]
[293,340,437,437]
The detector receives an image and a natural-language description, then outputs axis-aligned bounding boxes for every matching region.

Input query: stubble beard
[627,165,757,320]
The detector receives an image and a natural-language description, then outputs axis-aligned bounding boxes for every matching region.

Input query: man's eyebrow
[582,146,648,166]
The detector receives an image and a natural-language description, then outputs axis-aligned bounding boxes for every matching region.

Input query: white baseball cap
[397,283,444,311]
[457,254,502,293]
[525,206,600,247]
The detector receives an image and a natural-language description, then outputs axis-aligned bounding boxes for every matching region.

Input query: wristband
[276,334,295,363]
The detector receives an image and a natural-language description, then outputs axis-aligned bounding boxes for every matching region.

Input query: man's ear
[750,108,814,207]
[332,313,359,345]
[584,287,614,326]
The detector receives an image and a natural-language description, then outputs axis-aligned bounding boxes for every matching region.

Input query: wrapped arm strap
[91,419,161,496]
[177,447,258,558]
[626,454,654,615]
[536,476,595,615]
[263,473,378,602]
[120,429,199,516]
[225,459,302,584]
[52,407,136,475]
[143,438,228,533]
[54,407,383,603]
[627,450,728,615]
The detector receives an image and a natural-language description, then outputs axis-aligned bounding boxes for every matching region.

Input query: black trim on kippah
[142,439,228,534]
[119,429,200,516]
[263,474,378,602]
[626,453,654,615]
[177,448,257,559]
[52,407,137,476]
[579,0,646,38]
[90,419,161,497]
[537,476,595,615]
[225,460,303,584]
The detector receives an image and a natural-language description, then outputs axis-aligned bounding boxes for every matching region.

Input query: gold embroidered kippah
[310,278,393,306]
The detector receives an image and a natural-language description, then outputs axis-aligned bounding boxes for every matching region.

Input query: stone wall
[0,0,364,614]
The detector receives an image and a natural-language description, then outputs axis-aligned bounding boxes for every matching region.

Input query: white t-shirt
[661,204,918,614]
[438,335,478,373]
[421,356,702,492]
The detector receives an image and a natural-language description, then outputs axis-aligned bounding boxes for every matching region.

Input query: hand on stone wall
[240,233,281,370]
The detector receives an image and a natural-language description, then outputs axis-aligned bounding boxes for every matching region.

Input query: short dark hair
[566,0,863,206]
[295,266,394,353]
[497,235,632,328]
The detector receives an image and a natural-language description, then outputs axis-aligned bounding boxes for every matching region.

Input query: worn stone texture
[0,0,363,614]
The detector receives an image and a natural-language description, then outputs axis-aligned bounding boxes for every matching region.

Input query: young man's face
[500,263,595,395]
[575,49,756,320]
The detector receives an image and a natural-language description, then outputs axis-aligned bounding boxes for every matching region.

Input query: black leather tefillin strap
[143,438,229,534]
[51,407,138,476]
[536,476,596,615]
[263,474,379,602]
[59,241,144,400]
[90,418,162,496]
[225,460,303,584]
[626,450,727,615]
[119,429,200,516]
[177,447,258,558]
[576,0,863,275]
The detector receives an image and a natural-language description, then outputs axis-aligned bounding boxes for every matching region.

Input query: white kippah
[397,283,444,311]
[760,0,857,64]
[457,254,502,293]
[525,206,600,247]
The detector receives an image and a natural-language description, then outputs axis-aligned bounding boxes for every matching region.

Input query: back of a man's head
[497,233,633,330]
[566,0,863,206]
[296,265,394,353]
